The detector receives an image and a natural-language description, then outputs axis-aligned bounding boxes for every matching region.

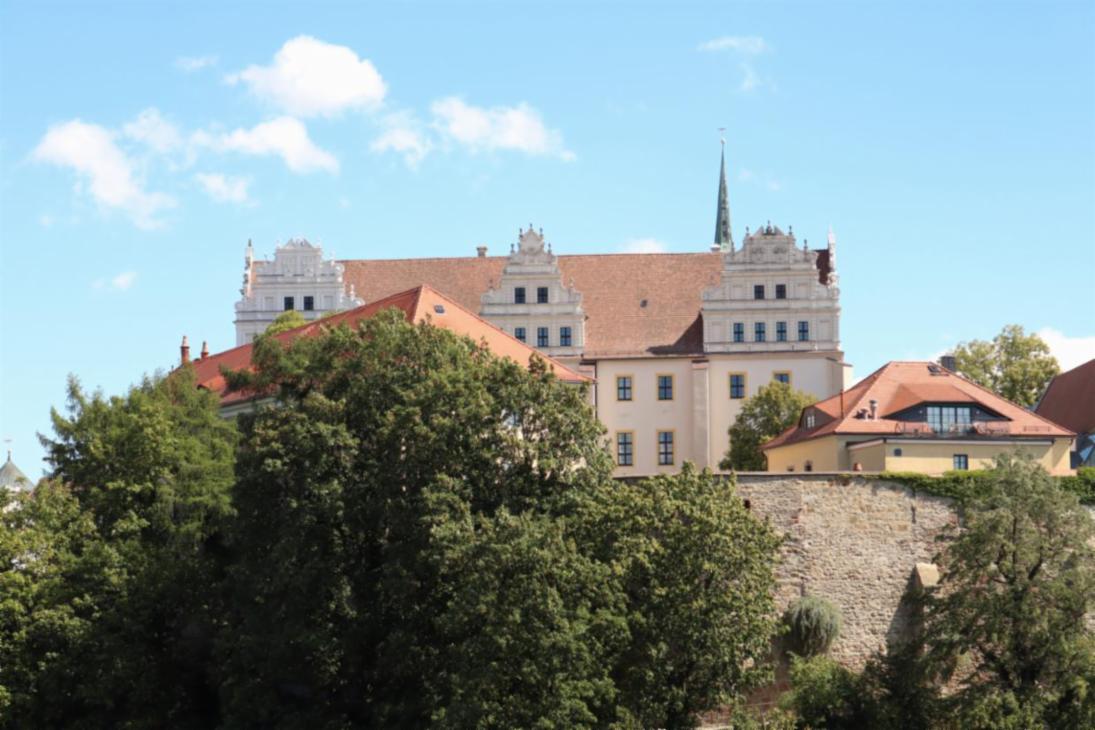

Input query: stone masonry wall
[735,474,959,668]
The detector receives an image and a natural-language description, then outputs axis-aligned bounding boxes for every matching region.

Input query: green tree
[721,381,816,471]
[952,324,1059,408]
[923,456,1095,728]
[578,464,782,728]
[264,309,307,335]
[220,309,618,727]
[0,368,237,728]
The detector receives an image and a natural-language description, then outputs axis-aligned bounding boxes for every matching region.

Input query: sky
[2,0,1094,478]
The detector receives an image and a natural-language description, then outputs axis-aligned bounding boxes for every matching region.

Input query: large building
[1035,358,1095,467]
[763,361,1075,475]
[231,149,850,474]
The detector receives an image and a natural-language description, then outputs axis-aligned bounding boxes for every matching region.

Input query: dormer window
[805,412,816,429]
[927,405,972,433]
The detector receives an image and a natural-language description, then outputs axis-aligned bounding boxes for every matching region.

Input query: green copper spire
[714,139,732,249]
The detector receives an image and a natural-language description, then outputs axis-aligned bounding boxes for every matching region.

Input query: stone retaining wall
[735,474,958,667]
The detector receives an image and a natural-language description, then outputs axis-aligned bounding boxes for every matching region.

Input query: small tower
[714,135,733,251]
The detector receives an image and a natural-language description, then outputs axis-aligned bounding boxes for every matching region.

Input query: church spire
[714,135,732,250]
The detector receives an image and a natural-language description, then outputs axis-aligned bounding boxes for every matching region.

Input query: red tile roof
[342,250,831,357]
[191,285,589,406]
[763,361,1074,451]
[1036,358,1095,435]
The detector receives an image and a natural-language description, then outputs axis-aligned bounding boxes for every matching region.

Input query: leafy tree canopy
[264,309,308,335]
[2,368,236,729]
[952,324,1059,408]
[721,381,816,471]
[923,456,1095,728]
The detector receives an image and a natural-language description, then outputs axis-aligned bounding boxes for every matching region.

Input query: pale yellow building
[763,361,1075,476]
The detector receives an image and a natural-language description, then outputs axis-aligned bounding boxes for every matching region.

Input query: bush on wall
[783,596,842,658]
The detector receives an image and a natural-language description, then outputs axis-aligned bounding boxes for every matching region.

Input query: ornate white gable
[480,226,584,358]
[701,223,841,353]
[234,238,363,345]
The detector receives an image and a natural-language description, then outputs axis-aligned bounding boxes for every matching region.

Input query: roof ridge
[414,285,586,382]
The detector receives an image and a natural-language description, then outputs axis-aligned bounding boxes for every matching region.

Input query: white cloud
[371,113,432,167]
[431,97,573,160]
[1036,328,1095,371]
[33,120,175,229]
[195,172,251,203]
[698,36,768,54]
[93,270,137,290]
[619,238,669,254]
[123,108,182,153]
[175,55,217,72]
[739,63,761,92]
[226,36,386,117]
[214,117,338,173]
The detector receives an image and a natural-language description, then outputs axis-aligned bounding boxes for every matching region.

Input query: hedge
[872,466,1095,506]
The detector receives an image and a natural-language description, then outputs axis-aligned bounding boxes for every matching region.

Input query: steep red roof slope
[192,285,588,406]
[1036,358,1095,434]
[342,251,832,357]
[763,361,1073,451]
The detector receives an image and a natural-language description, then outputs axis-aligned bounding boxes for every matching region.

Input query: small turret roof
[0,451,31,491]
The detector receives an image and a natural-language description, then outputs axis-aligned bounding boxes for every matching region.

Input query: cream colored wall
[883,438,1074,475]
[763,435,847,473]
[595,352,846,476]
[768,436,1075,476]
[707,352,845,470]
[595,358,695,477]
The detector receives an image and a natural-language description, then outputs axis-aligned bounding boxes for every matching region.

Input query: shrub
[784,596,842,657]
[779,655,870,729]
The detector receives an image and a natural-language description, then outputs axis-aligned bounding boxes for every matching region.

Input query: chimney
[940,354,957,373]
[869,399,878,420]
[200,341,209,360]
[476,245,488,258]
[180,336,190,365]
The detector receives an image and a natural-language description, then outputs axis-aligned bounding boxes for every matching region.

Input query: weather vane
[718,127,726,146]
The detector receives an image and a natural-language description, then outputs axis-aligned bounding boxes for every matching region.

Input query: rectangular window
[559,326,572,347]
[515,287,526,304]
[927,406,972,433]
[616,432,634,466]
[805,412,816,428]
[798,321,809,341]
[303,295,315,311]
[754,284,765,300]
[616,375,633,401]
[657,374,674,401]
[657,431,674,466]
[730,373,746,399]
[953,454,969,471]
[776,321,788,342]
[776,284,787,299]
[283,296,294,311]
[755,322,766,342]
[537,327,549,347]
[774,371,791,385]
[537,286,549,304]
[515,327,526,343]
[733,322,745,343]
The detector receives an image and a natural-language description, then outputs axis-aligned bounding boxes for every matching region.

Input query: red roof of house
[191,285,589,406]
[762,361,1074,451]
[1036,358,1095,435]
[341,249,832,358]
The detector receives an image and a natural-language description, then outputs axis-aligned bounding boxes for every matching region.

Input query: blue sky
[2,1,1093,477]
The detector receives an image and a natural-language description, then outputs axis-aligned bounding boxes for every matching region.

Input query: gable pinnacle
[714,137,733,250]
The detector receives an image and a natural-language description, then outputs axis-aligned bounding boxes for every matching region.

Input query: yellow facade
[767,436,1075,476]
